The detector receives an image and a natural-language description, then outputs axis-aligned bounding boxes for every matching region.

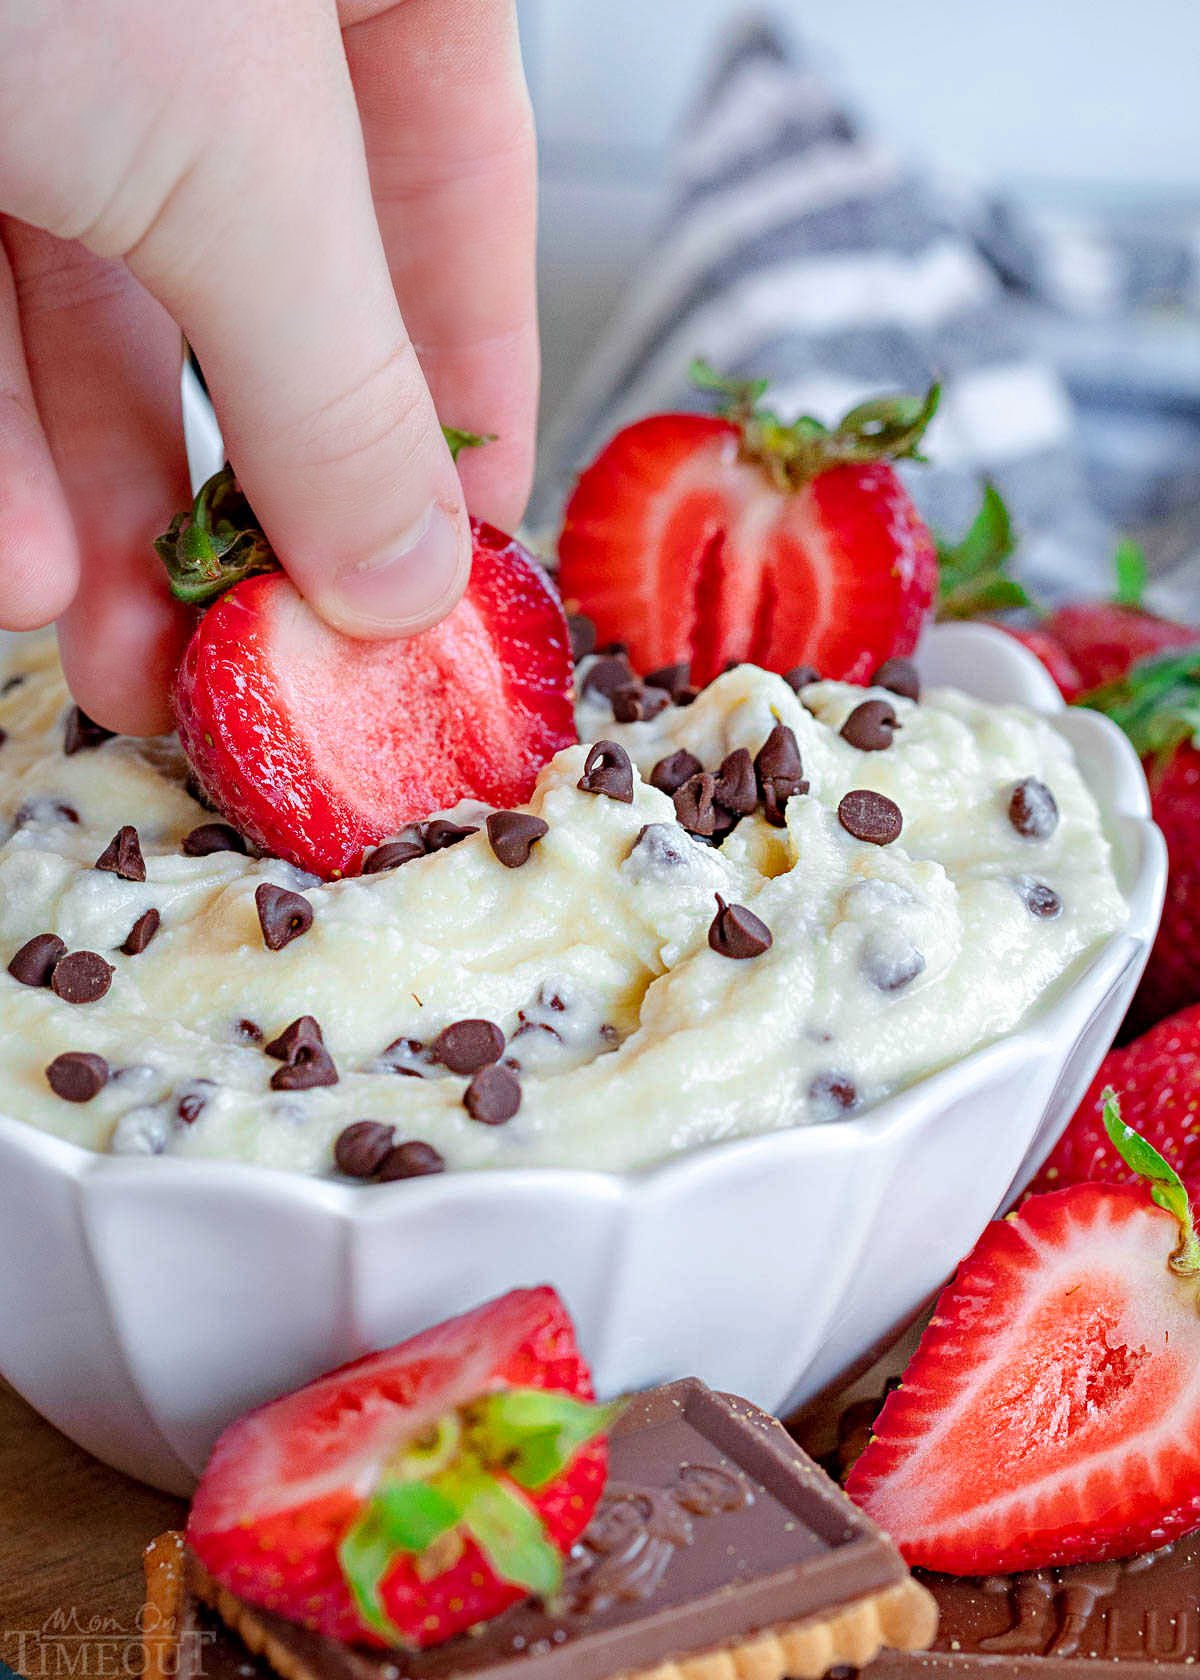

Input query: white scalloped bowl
[0,623,1165,1493]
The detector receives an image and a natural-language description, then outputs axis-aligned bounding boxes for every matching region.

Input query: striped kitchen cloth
[531,17,1112,599]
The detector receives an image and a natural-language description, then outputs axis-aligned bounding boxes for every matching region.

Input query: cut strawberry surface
[161,476,576,879]
[558,374,939,686]
[187,1288,617,1651]
[846,1097,1200,1576]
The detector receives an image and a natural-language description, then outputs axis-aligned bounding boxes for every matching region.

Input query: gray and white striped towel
[531,18,1111,599]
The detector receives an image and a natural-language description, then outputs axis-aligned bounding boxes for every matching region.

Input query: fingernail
[327,502,469,632]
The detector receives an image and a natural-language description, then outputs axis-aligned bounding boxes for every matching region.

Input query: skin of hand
[0,0,538,733]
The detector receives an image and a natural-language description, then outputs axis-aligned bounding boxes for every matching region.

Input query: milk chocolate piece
[859,1540,1200,1678]
[145,1381,934,1680]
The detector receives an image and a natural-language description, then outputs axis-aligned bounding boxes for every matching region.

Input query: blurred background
[518,1,1200,606]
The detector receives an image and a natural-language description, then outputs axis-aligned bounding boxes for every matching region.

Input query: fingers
[122,1,471,640]
[0,227,78,631]
[343,0,539,532]
[4,220,192,734]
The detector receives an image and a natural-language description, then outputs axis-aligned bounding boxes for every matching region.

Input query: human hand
[0,0,537,732]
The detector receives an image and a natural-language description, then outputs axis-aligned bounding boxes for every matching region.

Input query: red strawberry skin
[187,1288,607,1650]
[1030,1003,1200,1199]
[1130,745,1200,1033]
[994,624,1085,701]
[558,414,936,686]
[1045,601,1198,693]
[845,1183,1200,1574]
[175,523,575,879]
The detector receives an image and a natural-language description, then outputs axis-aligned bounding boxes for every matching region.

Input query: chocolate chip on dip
[379,1139,447,1179]
[577,740,635,803]
[809,1071,859,1119]
[650,749,702,796]
[871,657,920,702]
[486,811,549,868]
[1008,777,1059,841]
[121,909,160,956]
[465,1062,522,1125]
[708,895,773,959]
[255,883,313,951]
[63,706,114,756]
[8,933,67,988]
[363,841,424,874]
[755,725,807,825]
[1017,876,1064,920]
[783,664,820,693]
[838,790,903,846]
[335,1120,397,1179]
[51,950,114,1004]
[433,1019,505,1075]
[714,748,758,817]
[264,1016,338,1090]
[840,699,900,753]
[182,822,248,857]
[46,1052,109,1103]
[95,825,146,882]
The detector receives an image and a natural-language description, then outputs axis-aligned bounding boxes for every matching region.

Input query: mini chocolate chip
[363,840,425,874]
[185,773,219,813]
[1008,777,1059,841]
[567,613,597,663]
[0,727,6,748]
[862,937,926,993]
[63,706,114,755]
[487,811,549,868]
[1017,876,1063,919]
[809,1072,859,1119]
[644,663,693,700]
[378,1140,447,1180]
[8,933,66,987]
[177,1081,215,1123]
[378,1036,440,1078]
[433,1018,505,1075]
[649,748,703,796]
[95,825,145,883]
[708,894,773,959]
[840,699,900,752]
[464,1062,522,1125]
[838,790,903,846]
[629,823,694,871]
[783,665,820,693]
[612,683,670,723]
[335,1120,397,1179]
[421,819,479,851]
[46,1052,109,1103]
[755,724,807,826]
[233,1017,264,1044]
[714,747,758,816]
[673,772,723,839]
[264,1016,339,1090]
[583,654,637,701]
[578,740,634,803]
[183,822,248,857]
[121,908,160,956]
[16,797,79,827]
[255,883,313,951]
[872,657,920,702]
[1,673,25,696]
[51,950,114,1004]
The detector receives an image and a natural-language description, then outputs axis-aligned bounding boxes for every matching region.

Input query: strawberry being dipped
[187,1288,619,1651]
[846,1095,1200,1575]
[1029,1003,1200,1200]
[558,366,940,686]
[156,466,575,879]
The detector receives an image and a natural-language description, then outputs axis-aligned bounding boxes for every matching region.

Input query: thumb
[124,13,471,637]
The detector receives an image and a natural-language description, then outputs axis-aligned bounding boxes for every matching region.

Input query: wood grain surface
[0,1381,185,1675]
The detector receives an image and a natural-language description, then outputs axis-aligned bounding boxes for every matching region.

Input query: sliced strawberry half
[558,372,939,686]
[846,1095,1200,1575]
[160,470,575,879]
[187,1288,617,1651]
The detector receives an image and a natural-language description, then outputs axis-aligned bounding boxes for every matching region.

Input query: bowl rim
[0,622,1167,1208]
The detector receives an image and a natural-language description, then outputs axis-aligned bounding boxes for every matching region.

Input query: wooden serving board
[0,1381,185,1672]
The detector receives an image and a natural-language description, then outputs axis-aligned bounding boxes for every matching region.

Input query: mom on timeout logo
[2,1604,215,1678]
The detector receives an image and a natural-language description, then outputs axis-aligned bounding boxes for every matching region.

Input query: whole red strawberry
[187,1288,618,1651]
[157,466,575,879]
[1084,649,1200,1032]
[1028,1003,1200,1199]
[558,365,939,686]
[847,1094,1200,1575]
[1046,599,1198,693]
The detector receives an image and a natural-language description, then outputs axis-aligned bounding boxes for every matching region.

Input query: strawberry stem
[1102,1088,1200,1276]
[335,1386,622,1647]
[1113,538,1148,609]
[689,358,940,491]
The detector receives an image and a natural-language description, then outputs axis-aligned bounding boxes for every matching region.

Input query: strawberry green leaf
[1113,538,1147,608]
[1080,649,1200,759]
[337,1479,464,1647]
[442,426,496,463]
[450,1469,564,1600]
[1102,1087,1200,1276]
[935,482,1034,621]
[468,1389,624,1490]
